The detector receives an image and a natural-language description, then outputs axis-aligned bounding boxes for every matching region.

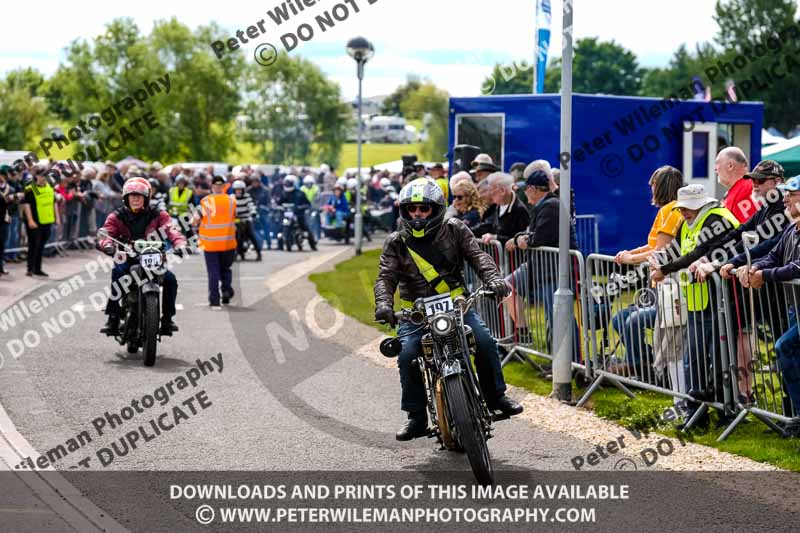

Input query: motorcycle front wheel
[444,373,494,486]
[142,293,159,367]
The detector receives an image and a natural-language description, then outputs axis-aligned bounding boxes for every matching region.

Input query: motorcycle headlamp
[431,314,454,336]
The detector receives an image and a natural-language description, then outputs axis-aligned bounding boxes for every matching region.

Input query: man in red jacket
[98,178,186,336]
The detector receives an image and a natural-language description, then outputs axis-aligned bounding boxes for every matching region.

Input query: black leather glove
[488,278,511,299]
[375,306,397,327]
[102,244,116,257]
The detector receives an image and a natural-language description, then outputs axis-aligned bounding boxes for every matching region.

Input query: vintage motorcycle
[379,287,506,486]
[100,236,174,367]
[275,203,305,252]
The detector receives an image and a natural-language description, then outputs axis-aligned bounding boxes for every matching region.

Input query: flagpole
[533,0,539,94]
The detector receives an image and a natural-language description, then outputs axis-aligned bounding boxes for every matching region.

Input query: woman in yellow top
[608,166,684,376]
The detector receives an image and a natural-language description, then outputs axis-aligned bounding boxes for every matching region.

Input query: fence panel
[578,254,734,429]
[575,214,599,259]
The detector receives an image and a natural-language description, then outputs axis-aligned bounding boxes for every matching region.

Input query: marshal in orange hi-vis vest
[198,193,237,251]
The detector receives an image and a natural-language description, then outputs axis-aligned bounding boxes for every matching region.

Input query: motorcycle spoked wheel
[295,230,304,251]
[141,293,159,367]
[444,373,494,486]
[283,227,293,252]
[434,378,460,451]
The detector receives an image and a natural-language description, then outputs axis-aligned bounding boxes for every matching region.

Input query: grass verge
[310,251,800,471]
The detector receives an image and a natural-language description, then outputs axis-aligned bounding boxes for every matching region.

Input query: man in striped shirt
[231,180,261,261]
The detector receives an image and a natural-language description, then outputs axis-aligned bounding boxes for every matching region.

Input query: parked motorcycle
[379,287,505,486]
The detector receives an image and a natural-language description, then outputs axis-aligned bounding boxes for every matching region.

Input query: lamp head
[346,37,374,63]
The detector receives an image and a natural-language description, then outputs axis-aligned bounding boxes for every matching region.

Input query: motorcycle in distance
[275,203,305,252]
[378,287,506,486]
[98,231,177,367]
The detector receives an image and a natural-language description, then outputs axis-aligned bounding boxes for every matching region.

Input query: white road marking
[264,248,352,294]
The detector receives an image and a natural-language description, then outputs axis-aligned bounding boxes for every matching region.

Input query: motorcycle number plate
[140,253,163,269]
[422,294,454,317]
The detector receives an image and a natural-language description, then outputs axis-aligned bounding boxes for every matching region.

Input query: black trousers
[26,223,51,274]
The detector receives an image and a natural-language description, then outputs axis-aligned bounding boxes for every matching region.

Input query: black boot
[160,318,178,336]
[222,288,234,305]
[101,315,120,336]
[396,412,429,441]
[490,394,523,416]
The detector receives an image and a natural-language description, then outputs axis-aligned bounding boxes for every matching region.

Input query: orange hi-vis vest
[199,193,237,252]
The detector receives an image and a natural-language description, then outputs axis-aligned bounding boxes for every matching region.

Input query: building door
[682,122,720,198]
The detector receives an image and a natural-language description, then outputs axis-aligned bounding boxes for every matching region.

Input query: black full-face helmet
[398,177,445,239]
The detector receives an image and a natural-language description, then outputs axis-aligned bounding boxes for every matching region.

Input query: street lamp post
[346,36,375,255]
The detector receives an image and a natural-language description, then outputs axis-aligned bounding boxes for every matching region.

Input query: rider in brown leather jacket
[374,178,523,441]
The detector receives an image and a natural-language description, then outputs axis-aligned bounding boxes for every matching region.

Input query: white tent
[762,128,786,148]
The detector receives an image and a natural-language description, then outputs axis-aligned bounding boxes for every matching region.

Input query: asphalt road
[0,240,798,532]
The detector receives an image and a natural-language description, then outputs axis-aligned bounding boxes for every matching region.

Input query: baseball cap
[673,184,716,210]
[777,176,800,192]
[430,163,444,170]
[211,175,226,185]
[744,160,785,180]
[525,169,550,187]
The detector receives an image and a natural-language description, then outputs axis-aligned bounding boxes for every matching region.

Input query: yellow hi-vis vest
[26,183,55,225]
[198,194,237,252]
[679,206,740,312]
[399,239,464,309]
[435,177,449,207]
[168,187,192,216]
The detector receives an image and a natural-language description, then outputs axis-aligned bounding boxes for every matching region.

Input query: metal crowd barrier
[575,214,599,259]
[494,246,589,377]
[464,240,512,342]
[717,276,798,440]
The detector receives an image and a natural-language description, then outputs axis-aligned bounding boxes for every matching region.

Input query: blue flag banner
[535,0,552,93]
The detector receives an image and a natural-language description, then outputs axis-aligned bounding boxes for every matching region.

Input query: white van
[366,116,409,144]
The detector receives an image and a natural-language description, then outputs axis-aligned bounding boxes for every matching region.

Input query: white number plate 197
[140,253,163,269]
[423,294,453,317]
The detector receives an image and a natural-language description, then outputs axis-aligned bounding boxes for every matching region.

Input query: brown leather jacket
[374,218,502,309]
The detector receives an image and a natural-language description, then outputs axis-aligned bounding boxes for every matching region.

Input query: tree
[0,73,49,149]
[244,52,350,166]
[712,0,799,133]
[640,43,720,97]
[41,17,244,162]
[485,38,642,96]
[400,82,449,160]
[380,76,421,115]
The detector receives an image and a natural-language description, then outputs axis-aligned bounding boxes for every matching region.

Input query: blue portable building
[447,93,763,255]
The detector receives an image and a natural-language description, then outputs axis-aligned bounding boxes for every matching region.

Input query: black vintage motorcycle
[101,237,173,367]
[276,204,305,251]
[379,288,506,486]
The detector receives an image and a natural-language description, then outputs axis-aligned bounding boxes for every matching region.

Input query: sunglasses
[407,205,432,214]
[453,195,465,200]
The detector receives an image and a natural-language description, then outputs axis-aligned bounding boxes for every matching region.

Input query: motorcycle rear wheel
[445,373,494,486]
[142,293,159,367]
[283,228,293,252]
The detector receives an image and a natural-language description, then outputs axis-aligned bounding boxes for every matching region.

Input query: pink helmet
[122,177,151,208]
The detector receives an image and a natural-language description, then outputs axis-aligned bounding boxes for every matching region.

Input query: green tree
[640,43,720,98]
[380,76,421,115]
[244,52,350,166]
[711,0,799,133]
[485,38,642,95]
[0,73,49,149]
[41,17,244,162]
[400,82,449,160]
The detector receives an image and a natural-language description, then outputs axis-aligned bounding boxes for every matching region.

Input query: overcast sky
[2,0,720,100]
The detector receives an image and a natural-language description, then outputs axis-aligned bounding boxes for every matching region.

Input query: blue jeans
[5,215,19,259]
[105,262,178,318]
[776,306,800,416]
[611,305,657,366]
[396,309,506,413]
